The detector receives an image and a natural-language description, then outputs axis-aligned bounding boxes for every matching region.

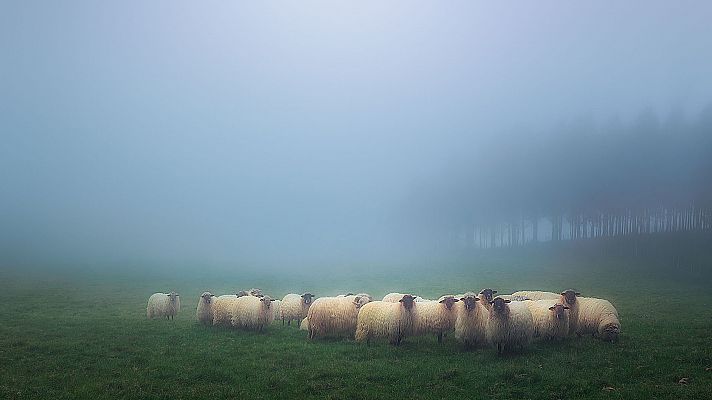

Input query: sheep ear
[270,299,276,302]
[452,298,459,302]
[504,299,511,303]
[560,292,566,295]
[489,301,494,304]
[438,298,445,303]
[473,297,480,301]
[575,292,581,296]
[564,306,570,309]
[548,306,555,310]
[211,294,216,297]
[492,290,498,294]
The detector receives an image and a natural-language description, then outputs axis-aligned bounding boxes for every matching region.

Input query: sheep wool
[196,292,216,325]
[511,291,560,301]
[355,294,417,346]
[486,297,534,354]
[477,288,499,311]
[454,293,489,349]
[147,292,180,319]
[306,294,372,339]
[524,300,570,340]
[412,295,460,343]
[212,295,240,326]
[576,297,620,342]
[280,293,315,325]
[231,295,276,332]
[272,299,281,321]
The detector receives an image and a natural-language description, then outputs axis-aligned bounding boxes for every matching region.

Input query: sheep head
[353,294,372,309]
[479,288,497,303]
[260,295,276,309]
[167,292,179,302]
[490,297,511,315]
[548,303,569,320]
[398,294,416,310]
[460,293,480,311]
[438,295,460,310]
[201,292,215,304]
[560,289,581,305]
[301,293,315,305]
[236,290,249,297]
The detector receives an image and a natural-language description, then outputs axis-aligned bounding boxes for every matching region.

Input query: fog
[2,1,712,272]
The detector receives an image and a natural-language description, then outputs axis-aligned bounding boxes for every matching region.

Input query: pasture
[1,255,711,399]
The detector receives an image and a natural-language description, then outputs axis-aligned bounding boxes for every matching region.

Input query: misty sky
[2,1,712,269]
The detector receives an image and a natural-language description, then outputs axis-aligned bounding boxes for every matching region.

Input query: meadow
[1,249,711,399]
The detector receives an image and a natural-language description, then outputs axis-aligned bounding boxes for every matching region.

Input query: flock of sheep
[146,288,620,354]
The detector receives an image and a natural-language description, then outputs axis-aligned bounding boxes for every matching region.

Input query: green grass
[1,256,711,399]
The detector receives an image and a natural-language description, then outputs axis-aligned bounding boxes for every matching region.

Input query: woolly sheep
[196,292,216,325]
[382,293,426,302]
[231,295,276,332]
[498,294,531,302]
[355,294,417,346]
[454,292,489,349]
[513,289,581,335]
[146,292,180,319]
[212,294,240,326]
[247,288,263,297]
[280,293,315,326]
[486,297,534,354]
[524,300,570,340]
[576,297,620,342]
[272,299,281,321]
[306,294,373,339]
[412,295,460,343]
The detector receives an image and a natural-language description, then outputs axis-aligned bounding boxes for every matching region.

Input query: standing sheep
[355,294,417,346]
[306,294,373,339]
[280,293,315,326]
[412,295,460,343]
[382,293,426,302]
[272,299,281,321]
[576,297,620,342]
[231,295,276,332]
[486,297,534,354]
[454,292,489,349]
[511,290,560,300]
[196,292,216,325]
[524,300,570,340]
[146,292,180,319]
[212,294,240,326]
[513,289,581,335]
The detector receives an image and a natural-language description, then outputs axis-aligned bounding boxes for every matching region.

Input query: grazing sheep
[412,295,460,343]
[355,294,417,346]
[231,295,276,332]
[478,288,498,311]
[196,292,216,325]
[212,295,240,326]
[454,292,489,349]
[306,294,373,339]
[146,292,180,319]
[524,300,570,340]
[486,297,534,354]
[280,293,315,326]
[576,297,620,342]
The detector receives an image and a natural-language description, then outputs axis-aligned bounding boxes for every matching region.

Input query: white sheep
[305,294,373,339]
[412,295,460,343]
[280,293,315,326]
[212,295,240,326]
[231,295,276,332]
[454,292,489,349]
[355,294,417,346]
[146,292,180,319]
[511,290,560,300]
[382,293,426,302]
[524,300,570,340]
[513,289,581,335]
[486,297,534,354]
[272,299,281,321]
[196,292,216,325]
[576,297,620,341]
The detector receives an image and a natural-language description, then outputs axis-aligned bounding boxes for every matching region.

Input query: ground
[1,253,710,399]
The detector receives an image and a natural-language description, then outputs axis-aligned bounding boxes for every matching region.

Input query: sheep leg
[282,318,285,326]
[497,343,502,355]
[288,320,291,326]
[437,332,443,343]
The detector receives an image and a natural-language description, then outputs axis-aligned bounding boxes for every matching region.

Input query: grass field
[1,252,711,399]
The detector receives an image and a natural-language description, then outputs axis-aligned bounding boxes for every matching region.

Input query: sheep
[299,316,309,331]
[306,294,373,339]
[513,289,581,335]
[575,297,620,342]
[524,300,570,340]
[196,292,216,325]
[382,293,426,302]
[498,294,531,302]
[454,292,489,349]
[212,294,240,326]
[355,294,417,346]
[412,295,460,343]
[272,299,281,321]
[486,296,534,354]
[247,288,263,297]
[231,295,276,332]
[280,293,315,326]
[478,288,498,311]
[146,292,180,319]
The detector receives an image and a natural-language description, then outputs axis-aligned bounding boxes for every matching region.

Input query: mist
[2,1,712,273]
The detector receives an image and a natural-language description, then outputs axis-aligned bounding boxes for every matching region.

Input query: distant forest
[412,106,712,248]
